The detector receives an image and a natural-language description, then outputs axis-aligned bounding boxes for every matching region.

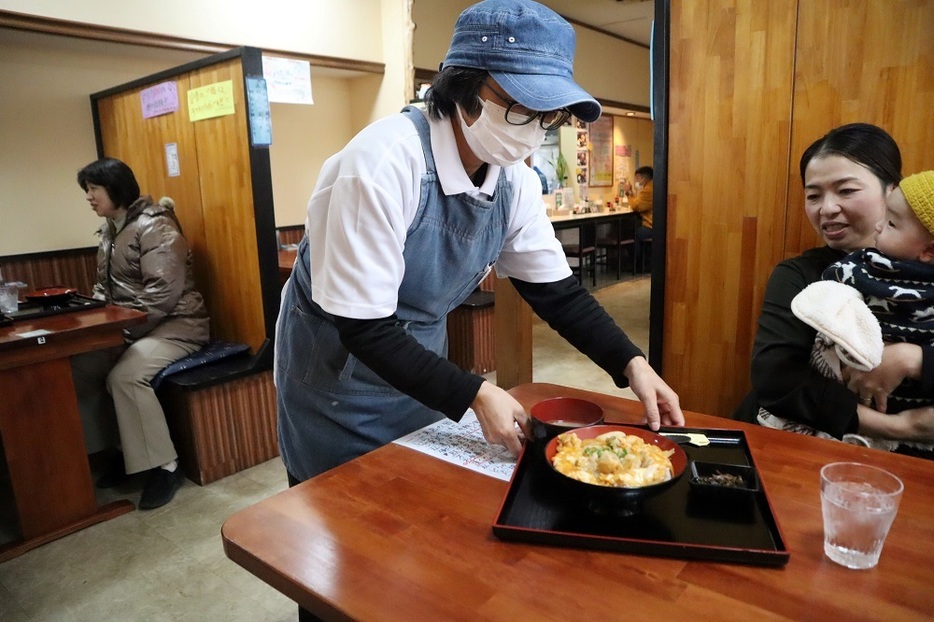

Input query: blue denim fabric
[275,107,511,480]
[442,0,600,121]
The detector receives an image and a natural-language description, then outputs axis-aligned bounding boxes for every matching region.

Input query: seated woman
[72,157,210,508]
[735,123,934,457]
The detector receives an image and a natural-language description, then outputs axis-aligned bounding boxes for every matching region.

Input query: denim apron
[276,107,511,480]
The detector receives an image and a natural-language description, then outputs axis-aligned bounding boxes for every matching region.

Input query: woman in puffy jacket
[72,157,209,509]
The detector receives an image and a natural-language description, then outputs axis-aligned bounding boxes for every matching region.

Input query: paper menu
[393,410,516,481]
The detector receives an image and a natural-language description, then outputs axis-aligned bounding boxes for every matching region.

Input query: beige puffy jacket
[93,195,210,344]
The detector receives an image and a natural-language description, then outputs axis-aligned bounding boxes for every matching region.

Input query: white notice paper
[165,143,180,177]
[393,409,517,481]
[261,56,314,105]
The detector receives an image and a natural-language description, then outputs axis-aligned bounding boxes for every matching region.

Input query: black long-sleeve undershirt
[332,275,644,421]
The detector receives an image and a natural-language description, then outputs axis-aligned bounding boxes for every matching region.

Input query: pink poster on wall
[140,81,179,119]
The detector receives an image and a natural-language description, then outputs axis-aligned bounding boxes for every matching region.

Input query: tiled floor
[0,276,650,621]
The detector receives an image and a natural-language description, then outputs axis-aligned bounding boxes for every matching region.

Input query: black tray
[1,293,105,322]
[492,426,789,566]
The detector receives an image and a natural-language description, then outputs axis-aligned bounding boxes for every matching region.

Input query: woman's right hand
[844,342,923,412]
[858,403,934,443]
[470,381,531,456]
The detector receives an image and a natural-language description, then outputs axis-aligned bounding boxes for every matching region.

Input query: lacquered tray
[1,293,105,322]
[492,426,789,566]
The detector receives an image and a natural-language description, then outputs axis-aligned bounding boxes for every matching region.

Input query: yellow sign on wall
[187,80,235,122]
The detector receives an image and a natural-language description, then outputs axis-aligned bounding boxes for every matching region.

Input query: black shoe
[95,452,129,489]
[139,467,185,510]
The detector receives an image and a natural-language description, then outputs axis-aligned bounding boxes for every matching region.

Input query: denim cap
[442,0,602,122]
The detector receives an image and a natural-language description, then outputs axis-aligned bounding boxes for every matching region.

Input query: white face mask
[457,99,547,167]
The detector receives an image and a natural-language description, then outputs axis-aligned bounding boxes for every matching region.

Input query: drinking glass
[0,283,18,314]
[820,462,903,569]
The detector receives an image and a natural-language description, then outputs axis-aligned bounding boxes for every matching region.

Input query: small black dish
[689,461,759,500]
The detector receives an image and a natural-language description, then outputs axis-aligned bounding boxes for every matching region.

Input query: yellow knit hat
[899,170,934,236]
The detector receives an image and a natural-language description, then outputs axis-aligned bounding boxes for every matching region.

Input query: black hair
[76,157,140,209]
[634,166,653,180]
[424,66,488,121]
[799,123,902,189]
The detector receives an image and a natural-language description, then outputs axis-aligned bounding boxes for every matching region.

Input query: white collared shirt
[306,108,571,319]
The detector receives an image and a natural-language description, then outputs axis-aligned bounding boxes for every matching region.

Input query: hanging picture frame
[588,116,613,187]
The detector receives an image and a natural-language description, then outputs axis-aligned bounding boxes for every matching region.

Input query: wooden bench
[446,288,496,375]
[157,347,277,486]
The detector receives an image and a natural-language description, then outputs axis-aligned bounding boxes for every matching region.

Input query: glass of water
[820,462,903,569]
[0,283,18,314]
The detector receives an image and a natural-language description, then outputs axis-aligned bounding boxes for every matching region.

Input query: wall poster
[588,116,614,187]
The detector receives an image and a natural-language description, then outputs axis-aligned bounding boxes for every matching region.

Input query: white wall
[0,0,413,253]
[270,0,415,227]
[267,79,357,228]
[0,0,385,63]
[0,29,205,254]
[412,0,650,107]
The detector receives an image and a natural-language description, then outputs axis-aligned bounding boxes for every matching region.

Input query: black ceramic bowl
[25,286,76,308]
[529,397,604,444]
[544,424,687,515]
[689,461,760,502]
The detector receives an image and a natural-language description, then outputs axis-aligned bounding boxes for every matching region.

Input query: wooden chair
[638,233,653,273]
[635,218,652,273]
[595,213,638,278]
[562,223,597,287]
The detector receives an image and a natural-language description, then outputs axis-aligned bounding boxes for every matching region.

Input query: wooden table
[0,304,146,562]
[223,386,933,621]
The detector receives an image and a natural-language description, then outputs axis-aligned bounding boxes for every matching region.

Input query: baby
[819,169,934,415]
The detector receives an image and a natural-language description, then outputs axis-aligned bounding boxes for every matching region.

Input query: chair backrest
[619,212,639,242]
[580,222,597,247]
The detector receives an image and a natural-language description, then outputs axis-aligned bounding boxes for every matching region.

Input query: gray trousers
[71,324,200,474]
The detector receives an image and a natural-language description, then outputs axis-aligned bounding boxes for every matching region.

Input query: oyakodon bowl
[529,397,604,444]
[25,286,77,308]
[544,424,687,515]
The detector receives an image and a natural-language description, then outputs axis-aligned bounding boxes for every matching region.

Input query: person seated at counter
[624,166,653,271]
[735,123,934,458]
[71,157,210,509]
[275,0,684,485]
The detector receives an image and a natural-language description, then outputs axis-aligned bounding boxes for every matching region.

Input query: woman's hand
[470,381,531,456]
[623,357,685,429]
[844,342,923,412]
[858,404,934,443]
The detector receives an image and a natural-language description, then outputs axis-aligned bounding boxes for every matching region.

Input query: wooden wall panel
[785,0,934,258]
[664,0,798,417]
[95,82,208,301]
[95,54,268,351]
[0,248,96,296]
[663,0,934,419]
[187,59,266,351]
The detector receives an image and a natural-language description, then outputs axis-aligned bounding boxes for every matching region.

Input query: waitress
[276,0,684,483]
